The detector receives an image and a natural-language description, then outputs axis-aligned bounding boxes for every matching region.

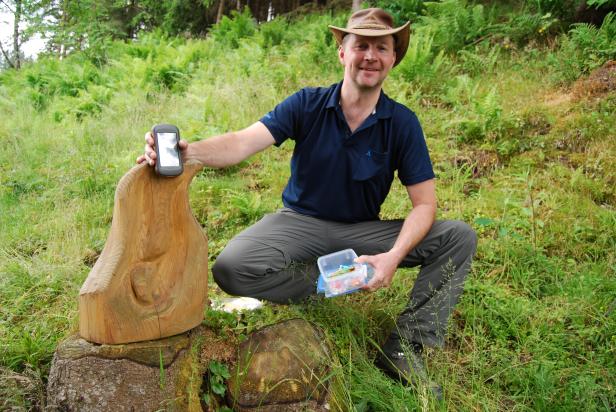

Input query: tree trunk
[61,0,68,59]
[127,0,138,39]
[216,0,225,23]
[352,0,361,12]
[13,0,22,69]
[236,0,241,10]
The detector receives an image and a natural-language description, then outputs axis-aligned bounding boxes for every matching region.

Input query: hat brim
[328,21,410,67]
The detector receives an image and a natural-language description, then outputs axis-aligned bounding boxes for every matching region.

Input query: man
[137,8,476,398]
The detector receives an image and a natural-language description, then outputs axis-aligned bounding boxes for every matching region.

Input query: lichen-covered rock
[227,319,333,411]
[46,326,206,411]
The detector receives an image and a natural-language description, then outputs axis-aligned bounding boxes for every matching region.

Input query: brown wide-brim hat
[329,8,410,67]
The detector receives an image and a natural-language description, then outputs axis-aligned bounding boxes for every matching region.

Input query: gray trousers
[212,208,477,348]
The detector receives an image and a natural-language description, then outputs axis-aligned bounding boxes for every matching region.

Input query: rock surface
[46,327,205,411]
[227,319,333,411]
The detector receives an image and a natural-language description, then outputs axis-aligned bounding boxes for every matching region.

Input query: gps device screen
[152,124,183,177]
[157,132,180,167]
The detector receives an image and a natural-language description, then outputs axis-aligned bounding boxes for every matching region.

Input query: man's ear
[338,45,345,65]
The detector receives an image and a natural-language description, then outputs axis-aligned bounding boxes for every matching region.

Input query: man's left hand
[356,251,402,292]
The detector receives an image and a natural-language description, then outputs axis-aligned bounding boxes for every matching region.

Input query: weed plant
[210,9,257,49]
[419,0,495,52]
[551,12,616,82]
[0,4,615,411]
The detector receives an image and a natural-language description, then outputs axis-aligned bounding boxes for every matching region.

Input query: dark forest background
[1,0,615,69]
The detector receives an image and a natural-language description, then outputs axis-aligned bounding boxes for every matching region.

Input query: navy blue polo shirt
[260,81,434,223]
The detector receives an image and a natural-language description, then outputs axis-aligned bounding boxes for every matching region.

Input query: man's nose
[364,46,376,60]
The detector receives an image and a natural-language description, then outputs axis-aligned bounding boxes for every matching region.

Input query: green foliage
[457,44,500,77]
[208,361,230,395]
[258,17,288,49]
[493,11,559,45]
[158,349,166,389]
[587,0,616,7]
[444,75,505,142]
[301,19,340,71]
[44,0,135,61]
[210,9,257,49]
[441,73,555,158]
[551,12,616,82]
[395,28,451,93]
[568,12,616,64]
[375,0,427,24]
[202,360,231,408]
[228,190,269,226]
[526,0,582,25]
[0,34,213,120]
[418,0,494,52]
[145,63,190,92]
[0,259,70,372]
[70,85,113,121]
[140,37,207,93]
[19,58,106,111]
[152,0,212,36]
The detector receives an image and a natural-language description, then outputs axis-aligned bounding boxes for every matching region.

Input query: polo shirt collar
[325,81,394,119]
[325,81,342,109]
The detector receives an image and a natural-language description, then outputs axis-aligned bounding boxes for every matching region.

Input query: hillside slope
[0,6,614,410]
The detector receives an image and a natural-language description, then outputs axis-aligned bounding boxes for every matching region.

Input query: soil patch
[454,149,500,179]
[544,91,573,107]
[199,327,237,367]
[572,60,616,100]
[0,367,45,411]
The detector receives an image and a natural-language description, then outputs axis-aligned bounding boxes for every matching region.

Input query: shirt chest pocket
[351,150,388,181]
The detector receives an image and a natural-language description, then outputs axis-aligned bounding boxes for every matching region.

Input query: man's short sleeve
[259,90,303,147]
[396,110,435,186]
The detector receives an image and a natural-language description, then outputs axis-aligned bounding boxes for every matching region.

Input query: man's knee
[448,220,478,253]
[212,251,246,297]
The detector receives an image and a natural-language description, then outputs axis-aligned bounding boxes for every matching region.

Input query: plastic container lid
[318,249,358,276]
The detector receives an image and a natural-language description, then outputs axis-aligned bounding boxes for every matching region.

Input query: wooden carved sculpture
[79,160,207,344]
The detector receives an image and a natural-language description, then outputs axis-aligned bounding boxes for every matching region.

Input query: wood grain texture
[79,160,208,344]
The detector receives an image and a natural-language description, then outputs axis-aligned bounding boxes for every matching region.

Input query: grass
[1,5,615,411]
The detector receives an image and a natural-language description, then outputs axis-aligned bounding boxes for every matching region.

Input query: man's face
[338,34,396,91]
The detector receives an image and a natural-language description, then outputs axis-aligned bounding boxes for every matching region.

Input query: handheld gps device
[152,124,183,177]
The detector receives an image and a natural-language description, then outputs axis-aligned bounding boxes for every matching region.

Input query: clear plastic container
[316,249,374,297]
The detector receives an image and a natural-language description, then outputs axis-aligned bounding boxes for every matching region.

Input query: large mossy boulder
[227,318,334,411]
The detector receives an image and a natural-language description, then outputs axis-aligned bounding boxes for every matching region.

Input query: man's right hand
[136,122,275,168]
[136,131,188,166]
